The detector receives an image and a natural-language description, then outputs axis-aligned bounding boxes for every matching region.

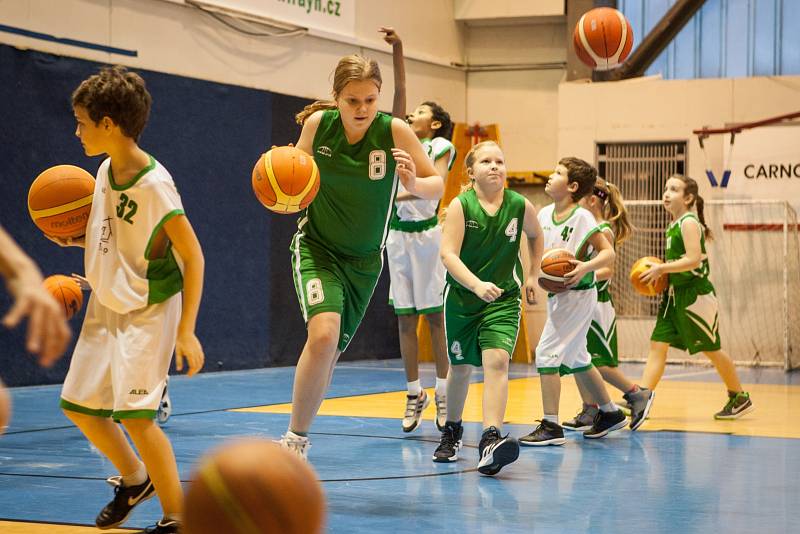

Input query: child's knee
[120,417,155,434]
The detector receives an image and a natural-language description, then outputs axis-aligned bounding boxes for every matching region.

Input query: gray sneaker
[714,391,754,420]
[624,387,655,431]
[562,404,598,431]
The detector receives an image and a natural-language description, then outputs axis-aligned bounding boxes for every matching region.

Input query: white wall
[0,0,467,120]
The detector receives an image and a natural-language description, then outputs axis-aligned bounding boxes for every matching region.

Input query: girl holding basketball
[562,178,655,432]
[281,54,444,458]
[433,141,542,475]
[638,175,753,419]
[381,27,454,433]
[519,158,625,446]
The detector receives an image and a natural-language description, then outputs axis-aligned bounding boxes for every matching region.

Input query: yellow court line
[0,521,132,533]
[234,378,800,440]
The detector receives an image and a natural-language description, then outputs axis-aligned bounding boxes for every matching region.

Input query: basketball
[573,7,634,71]
[184,438,326,534]
[0,378,10,436]
[28,165,95,239]
[252,146,320,214]
[538,248,575,293]
[630,256,668,296]
[43,274,83,319]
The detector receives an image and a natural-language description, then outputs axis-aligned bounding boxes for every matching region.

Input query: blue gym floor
[1,361,799,533]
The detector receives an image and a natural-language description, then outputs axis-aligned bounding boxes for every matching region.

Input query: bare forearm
[595,267,613,281]
[661,256,702,274]
[442,253,481,293]
[391,43,406,119]
[178,255,204,334]
[583,249,615,273]
[407,175,443,200]
[527,238,543,280]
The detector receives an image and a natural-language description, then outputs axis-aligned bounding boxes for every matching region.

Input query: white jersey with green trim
[84,156,185,315]
[394,137,455,222]
[537,203,600,290]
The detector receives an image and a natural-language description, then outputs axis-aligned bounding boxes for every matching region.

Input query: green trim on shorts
[537,363,594,376]
[417,305,443,315]
[389,302,443,316]
[389,214,439,233]
[59,398,114,418]
[113,409,158,420]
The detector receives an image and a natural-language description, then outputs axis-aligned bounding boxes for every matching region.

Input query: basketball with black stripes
[185,438,326,534]
[252,146,320,214]
[573,7,634,71]
[28,165,94,239]
[43,274,83,320]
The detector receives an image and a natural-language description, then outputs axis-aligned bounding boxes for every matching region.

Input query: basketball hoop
[693,111,800,188]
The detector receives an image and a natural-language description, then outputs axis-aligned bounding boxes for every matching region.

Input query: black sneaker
[714,391,754,420]
[432,421,463,462]
[143,517,180,533]
[562,405,598,432]
[583,409,627,439]
[519,420,566,446]
[625,387,655,431]
[477,426,520,476]
[95,475,155,529]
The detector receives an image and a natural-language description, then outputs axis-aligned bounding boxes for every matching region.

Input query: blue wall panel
[618,0,800,79]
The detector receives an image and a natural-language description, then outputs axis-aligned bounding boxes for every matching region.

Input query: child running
[638,174,753,419]
[520,158,627,446]
[562,178,655,432]
[433,141,543,475]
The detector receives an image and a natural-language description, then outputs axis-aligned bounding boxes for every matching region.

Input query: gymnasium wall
[0,45,401,386]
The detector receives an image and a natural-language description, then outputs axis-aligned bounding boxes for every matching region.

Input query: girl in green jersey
[280,55,444,459]
[639,175,753,419]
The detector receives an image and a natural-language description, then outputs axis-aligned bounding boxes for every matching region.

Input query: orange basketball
[252,146,320,214]
[573,7,634,71]
[185,439,326,534]
[28,165,94,239]
[43,274,83,319]
[538,248,575,294]
[630,256,668,297]
[0,378,10,436]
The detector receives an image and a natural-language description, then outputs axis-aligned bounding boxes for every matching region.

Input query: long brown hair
[593,178,633,247]
[295,55,382,125]
[670,174,713,240]
[461,141,501,193]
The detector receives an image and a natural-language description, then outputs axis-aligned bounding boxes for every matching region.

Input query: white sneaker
[402,390,430,433]
[434,393,447,432]
[156,378,171,425]
[278,431,310,461]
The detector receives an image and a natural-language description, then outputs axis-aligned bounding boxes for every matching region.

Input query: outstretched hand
[379,27,401,46]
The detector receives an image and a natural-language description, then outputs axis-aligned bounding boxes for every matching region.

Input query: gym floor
[1,361,798,533]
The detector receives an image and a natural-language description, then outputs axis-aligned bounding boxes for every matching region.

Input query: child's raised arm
[380,27,406,119]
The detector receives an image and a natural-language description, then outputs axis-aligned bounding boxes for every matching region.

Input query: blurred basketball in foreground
[43,275,83,319]
[252,146,320,214]
[185,438,326,534]
[630,256,668,296]
[28,165,94,239]
[573,7,634,71]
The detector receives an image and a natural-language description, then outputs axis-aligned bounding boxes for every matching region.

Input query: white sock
[122,462,147,487]
[435,377,447,397]
[599,402,617,413]
[543,414,559,424]
[407,380,422,396]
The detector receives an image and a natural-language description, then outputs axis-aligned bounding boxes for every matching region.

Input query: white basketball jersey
[84,156,185,314]
[394,137,455,222]
[538,203,600,289]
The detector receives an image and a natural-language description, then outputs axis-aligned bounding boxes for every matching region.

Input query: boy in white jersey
[53,66,205,534]
[519,158,627,446]
[382,27,453,432]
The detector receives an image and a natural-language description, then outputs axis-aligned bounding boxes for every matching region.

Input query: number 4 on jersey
[505,218,518,242]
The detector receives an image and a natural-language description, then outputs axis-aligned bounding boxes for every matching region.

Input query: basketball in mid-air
[184,438,326,534]
[252,146,320,214]
[28,165,94,239]
[43,275,84,319]
[573,7,634,71]
[538,248,575,293]
[630,256,668,296]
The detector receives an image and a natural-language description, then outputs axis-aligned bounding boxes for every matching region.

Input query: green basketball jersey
[665,212,711,287]
[446,188,526,295]
[301,110,398,257]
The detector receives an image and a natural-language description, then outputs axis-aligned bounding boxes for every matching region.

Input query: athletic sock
[543,414,559,424]
[435,377,447,397]
[599,402,617,413]
[121,462,147,487]
[407,380,422,396]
